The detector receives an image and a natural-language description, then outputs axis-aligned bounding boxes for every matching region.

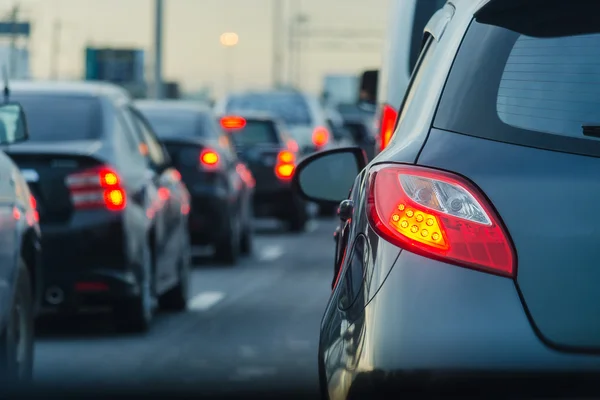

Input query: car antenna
[2,65,9,104]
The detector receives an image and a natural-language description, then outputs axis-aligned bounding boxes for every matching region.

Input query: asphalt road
[32,217,336,396]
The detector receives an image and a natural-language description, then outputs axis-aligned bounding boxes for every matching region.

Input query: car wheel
[288,202,308,232]
[0,258,34,386]
[214,215,240,265]
[240,223,253,255]
[159,235,190,312]
[114,242,155,333]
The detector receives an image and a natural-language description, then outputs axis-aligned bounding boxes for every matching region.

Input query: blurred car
[135,100,254,263]
[0,102,41,384]
[4,81,192,333]
[372,0,446,154]
[218,113,308,232]
[293,0,600,397]
[324,108,355,148]
[214,90,334,154]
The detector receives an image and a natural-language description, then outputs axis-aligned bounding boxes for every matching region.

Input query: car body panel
[316,0,600,398]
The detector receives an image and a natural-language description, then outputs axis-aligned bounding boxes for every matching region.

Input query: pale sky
[6,0,388,98]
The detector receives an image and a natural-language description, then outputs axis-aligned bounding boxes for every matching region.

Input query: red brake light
[275,150,296,181]
[287,139,299,153]
[66,165,126,211]
[366,164,515,277]
[379,104,398,151]
[200,149,220,170]
[220,116,246,130]
[28,194,39,223]
[312,127,330,148]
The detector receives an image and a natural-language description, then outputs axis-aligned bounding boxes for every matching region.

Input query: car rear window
[139,108,209,139]
[433,3,600,158]
[11,94,102,142]
[228,120,280,147]
[225,93,312,126]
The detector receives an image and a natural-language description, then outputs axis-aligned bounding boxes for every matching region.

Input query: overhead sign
[0,22,30,36]
[85,47,145,84]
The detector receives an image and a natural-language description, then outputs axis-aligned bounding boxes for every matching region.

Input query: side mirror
[0,102,29,145]
[292,147,368,208]
[358,69,378,105]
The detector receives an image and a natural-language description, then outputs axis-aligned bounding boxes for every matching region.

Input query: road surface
[33,218,336,397]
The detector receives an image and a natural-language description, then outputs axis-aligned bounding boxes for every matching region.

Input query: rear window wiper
[582,125,600,138]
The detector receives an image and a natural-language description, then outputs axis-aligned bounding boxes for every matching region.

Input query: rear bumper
[324,246,600,398]
[39,210,136,312]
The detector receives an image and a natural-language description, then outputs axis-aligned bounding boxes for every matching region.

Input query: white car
[372,0,446,154]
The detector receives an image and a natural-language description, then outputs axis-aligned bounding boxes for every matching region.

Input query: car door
[126,106,181,289]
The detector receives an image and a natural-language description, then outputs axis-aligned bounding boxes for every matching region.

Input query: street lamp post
[220,32,239,95]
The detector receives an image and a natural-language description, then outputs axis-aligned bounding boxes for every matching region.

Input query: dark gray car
[293,0,600,397]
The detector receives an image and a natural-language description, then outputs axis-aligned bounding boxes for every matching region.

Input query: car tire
[114,242,155,333]
[0,258,34,387]
[288,201,308,232]
[214,215,240,265]
[159,235,191,312]
[240,224,253,255]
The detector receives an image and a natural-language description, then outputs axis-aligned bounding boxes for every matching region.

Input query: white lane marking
[188,291,225,311]
[306,220,319,233]
[257,245,283,262]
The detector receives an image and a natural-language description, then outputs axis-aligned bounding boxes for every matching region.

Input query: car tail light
[287,139,299,153]
[28,194,39,223]
[366,164,515,277]
[236,162,255,188]
[312,127,330,148]
[200,149,220,170]
[220,116,246,130]
[378,103,398,152]
[275,150,296,181]
[65,165,126,211]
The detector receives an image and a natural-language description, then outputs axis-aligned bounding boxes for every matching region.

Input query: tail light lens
[275,150,296,181]
[200,149,220,170]
[236,162,255,188]
[312,127,330,148]
[28,194,39,223]
[66,165,126,211]
[366,164,515,277]
[220,115,246,130]
[378,103,398,152]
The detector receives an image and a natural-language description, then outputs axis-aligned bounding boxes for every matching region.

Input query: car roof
[134,99,212,114]
[7,80,130,100]
[219,110,278,122]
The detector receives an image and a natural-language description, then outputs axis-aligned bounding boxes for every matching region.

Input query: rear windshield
[11,95,102,142]
[434,4,600,157]
[225,93,312,126]
[228,120,280,147]
[139,108,209,139]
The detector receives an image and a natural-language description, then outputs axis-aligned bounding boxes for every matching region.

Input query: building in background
[0,45,29,79]
[84,47,147,98]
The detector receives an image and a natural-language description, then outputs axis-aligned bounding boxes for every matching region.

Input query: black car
[135,100,254,264]
[0,102,42,384]
[4,81,192,333]
[219,113,308,232]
